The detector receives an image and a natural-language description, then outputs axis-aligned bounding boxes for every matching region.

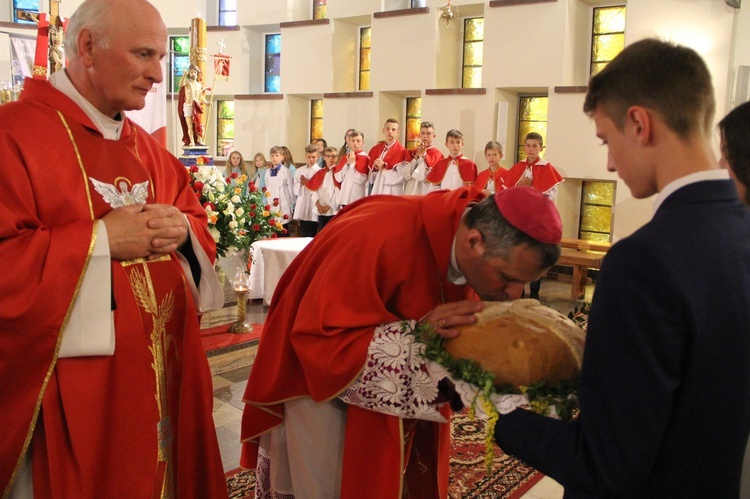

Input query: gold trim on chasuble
[4,111,99,499]
[126,260,176,499]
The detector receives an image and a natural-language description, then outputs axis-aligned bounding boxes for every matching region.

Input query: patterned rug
[225,412,542,498]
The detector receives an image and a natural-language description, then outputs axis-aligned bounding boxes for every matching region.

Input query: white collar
[653,169,729,213]
[49,70,124,140]
[448,211,470,285]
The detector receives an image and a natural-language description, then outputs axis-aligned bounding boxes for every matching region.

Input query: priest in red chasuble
[241,186,563,498]
[0,0,227,497]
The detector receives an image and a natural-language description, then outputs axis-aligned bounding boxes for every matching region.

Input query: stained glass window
[265,34,281,93]
[516,96,548,161]
[219,0,237,27]
[462,18,484,89]
[590,6,626,76]
[310,99,323,143]
[359,27,371,91]
[13,0,39,24]
[216,100,235,157]
[313,0,326,20]
[405,97,422,150]
[579,181,615,242]
[170,36,190,94]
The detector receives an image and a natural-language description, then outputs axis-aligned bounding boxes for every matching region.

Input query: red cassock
[502,157,564,193]
[426,155,478,185]
[368,140,407,170]
[241,187,486,498]
[475,166,509,192]
[0,78,227,497]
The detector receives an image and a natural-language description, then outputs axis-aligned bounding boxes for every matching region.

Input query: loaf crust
[444,299,585,387]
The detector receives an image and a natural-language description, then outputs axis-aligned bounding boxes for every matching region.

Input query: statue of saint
[178,65,209,146]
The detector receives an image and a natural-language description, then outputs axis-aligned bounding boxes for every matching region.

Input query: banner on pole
[213,54,231,81]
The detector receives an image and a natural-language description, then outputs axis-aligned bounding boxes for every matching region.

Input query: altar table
[249,237,313,305]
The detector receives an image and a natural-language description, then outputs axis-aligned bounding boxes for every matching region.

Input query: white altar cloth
[249,237,313,306]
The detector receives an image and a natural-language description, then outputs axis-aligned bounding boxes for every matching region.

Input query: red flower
[282,228,288,235]
[253,224,261,231]
[271,233,278,238]
[189,166,199,173]
[193,181,205,192]
[283,214,290,220]
[250,212,256,218]
[226,177,231,183]
[231,172,239,179]
[272,199,280,207]
[262,186,267,192]
[250,204,257,210]
[264,204,271,211]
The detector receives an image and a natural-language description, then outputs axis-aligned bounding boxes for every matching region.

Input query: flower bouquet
[188,156,286,264]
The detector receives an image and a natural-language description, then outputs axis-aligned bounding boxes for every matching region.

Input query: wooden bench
[553,238,612,300]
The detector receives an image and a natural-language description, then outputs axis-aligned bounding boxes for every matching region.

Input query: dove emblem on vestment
[90,177,149,208]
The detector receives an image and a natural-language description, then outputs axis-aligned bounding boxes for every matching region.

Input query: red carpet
[201,322,263,354]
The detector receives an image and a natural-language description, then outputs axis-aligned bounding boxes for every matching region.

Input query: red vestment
[503,157,564,193]
[368,140,407,170]
[306,164,340,191]
[241,187,486,498]
[0,78,227,498]
[332,151,369,175]
[426,155,477,185]
[408,145,445,167]
[475,166,509,192]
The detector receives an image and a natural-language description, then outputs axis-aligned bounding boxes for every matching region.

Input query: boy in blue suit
[493,39,750,498]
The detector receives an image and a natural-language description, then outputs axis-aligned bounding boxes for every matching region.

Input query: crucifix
[29,0,66,79]
[48,0,64,74]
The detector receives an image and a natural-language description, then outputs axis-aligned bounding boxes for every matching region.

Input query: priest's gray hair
[64,0,113,59]
[464,196,561,268]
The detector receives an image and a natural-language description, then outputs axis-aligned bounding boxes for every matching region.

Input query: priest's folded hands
[102,203,189,261]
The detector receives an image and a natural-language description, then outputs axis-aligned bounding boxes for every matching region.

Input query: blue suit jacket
[495,179,750,498]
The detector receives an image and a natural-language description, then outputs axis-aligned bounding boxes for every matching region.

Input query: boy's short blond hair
[323,147,338,155]
[270,145,284,155]
[304,143,319,154]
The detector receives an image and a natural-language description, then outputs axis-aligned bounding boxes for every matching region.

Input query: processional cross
[27,0,65,79]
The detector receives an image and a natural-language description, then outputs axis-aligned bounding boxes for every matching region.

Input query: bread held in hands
[444,299,585,388]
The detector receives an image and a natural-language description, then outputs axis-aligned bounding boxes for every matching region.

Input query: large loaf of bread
[444,299,586,387]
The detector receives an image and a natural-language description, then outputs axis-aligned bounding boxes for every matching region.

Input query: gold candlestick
[230,286,253,333]
[230,268,253,333]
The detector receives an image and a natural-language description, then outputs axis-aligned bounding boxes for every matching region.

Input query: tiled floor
[210,278,595,497]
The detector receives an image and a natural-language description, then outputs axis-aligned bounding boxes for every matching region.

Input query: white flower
[235,207,244,217]
[229,220,238,229]
[210,227,221,242]
[231,195,241,204]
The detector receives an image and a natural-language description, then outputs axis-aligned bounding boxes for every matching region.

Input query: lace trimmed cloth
[339,320,447,422]
[339,321,535,422]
